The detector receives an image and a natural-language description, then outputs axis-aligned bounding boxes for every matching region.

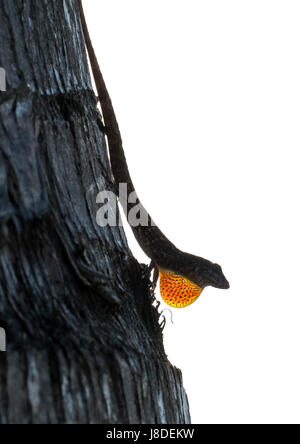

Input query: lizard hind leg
[159,270,203,308]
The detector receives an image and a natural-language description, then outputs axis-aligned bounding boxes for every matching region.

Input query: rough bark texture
[0,0,191,424]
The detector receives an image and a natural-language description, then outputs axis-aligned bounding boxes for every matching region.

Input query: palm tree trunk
[0,0,190,424]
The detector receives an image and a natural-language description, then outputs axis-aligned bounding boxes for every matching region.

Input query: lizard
[78,0,229,308]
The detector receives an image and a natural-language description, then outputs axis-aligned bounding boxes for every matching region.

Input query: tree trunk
[0,0,191,424]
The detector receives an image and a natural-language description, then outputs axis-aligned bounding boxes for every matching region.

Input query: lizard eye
[215,264,222,273]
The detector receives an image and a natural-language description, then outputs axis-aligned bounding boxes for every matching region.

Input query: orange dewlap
[159,270,203,308]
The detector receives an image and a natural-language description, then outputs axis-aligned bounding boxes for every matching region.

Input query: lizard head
[202,261,230,290]
[174,253,230,291]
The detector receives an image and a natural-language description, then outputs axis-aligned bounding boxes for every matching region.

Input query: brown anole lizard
[79,1,229,308]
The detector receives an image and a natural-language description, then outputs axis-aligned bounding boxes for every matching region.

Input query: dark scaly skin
[79,1,229,292]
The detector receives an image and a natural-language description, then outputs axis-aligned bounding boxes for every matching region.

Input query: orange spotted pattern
[159,270,203,308]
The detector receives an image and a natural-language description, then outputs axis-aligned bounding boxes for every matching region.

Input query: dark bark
[0,0,191,424]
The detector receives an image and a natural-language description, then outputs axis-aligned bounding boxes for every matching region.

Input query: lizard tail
[78,0,134,196]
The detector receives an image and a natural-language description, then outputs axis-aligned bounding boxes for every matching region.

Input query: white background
[83,0,300,424]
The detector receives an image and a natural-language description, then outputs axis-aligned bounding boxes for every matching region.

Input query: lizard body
[79,1,229,308]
